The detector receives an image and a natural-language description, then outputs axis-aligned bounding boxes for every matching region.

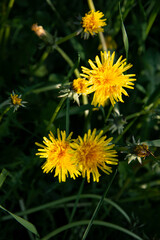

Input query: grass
[0,0,160,239]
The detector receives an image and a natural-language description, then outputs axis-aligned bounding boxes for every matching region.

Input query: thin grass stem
[81,169,117,240]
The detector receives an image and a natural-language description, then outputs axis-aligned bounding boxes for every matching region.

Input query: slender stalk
[82,170,117,240]
[55,45,89,117]
[6,0,15,19]
[69,179,85,223]
[87,0,107,52]
[87,0,96,11]
[55,31,79,45]
[2,193,130,223]
[126,109,149,121]
[65,98,70,136]
[19,199,34,240]
[55,45,79,78]
[98,32,107,52]
[105,105,113,123]
[0,106,10,122]
[82,95,89,118]
[62,179,85,239]
[41,219,143,240]
[114,118,137,144]
[46,96,67,131]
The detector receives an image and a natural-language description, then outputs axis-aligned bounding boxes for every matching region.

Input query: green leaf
[82,170,117,240]
[142,139,160,147]
[2,194,130,224]
[119,3,129,59]
[0,169,8,188]
[0,205,39,237]
[41,220,143,240]
[145,1,160,38]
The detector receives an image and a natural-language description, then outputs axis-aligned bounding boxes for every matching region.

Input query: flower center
[11,94,22,105]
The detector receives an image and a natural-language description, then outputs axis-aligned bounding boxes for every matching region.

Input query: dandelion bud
[9,91,27,112]
[31,23,54,45]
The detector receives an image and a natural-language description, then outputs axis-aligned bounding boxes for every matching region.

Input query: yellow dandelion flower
[71,129,118,183]
[77,51,136,107]
[72,78,91,94]
[11,93,22,105]
[10,91,27,112]
[36,129,80,182]
[81,10,107,37]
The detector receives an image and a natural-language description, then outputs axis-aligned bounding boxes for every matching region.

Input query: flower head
[10,91,27,112]
[125,137,155,164]
[36,129,80,182]
[71,129,118,183]
[31,23,53,45]
[58,83,80,106]
[81,10,107,39]
[31,23,46,38]
[11,93,22,105]
[72,78,91,94]
[73,51,136,107]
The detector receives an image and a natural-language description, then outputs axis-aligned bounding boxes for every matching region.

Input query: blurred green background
[0,0,160,239]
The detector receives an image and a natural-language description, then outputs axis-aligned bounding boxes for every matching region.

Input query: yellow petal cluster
[36,130,80,182]
[73,51,136,107]
[36,129,118,183]
[71,129,118,183]
[82,10,107,36]
[11,93,22,106]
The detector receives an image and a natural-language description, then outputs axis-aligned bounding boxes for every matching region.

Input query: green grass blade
[145,1,160,38]
[46,96,67,131]
[0,205,39,237]
[119,3,129,59]
[2,193,130,223]
[69,179,85,223]
[82,170,117,240]
[0,169,8,188]
[41,220,143,240]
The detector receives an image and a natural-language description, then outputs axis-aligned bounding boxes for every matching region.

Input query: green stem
[65,98,70,136]
[87,0,107,52]
[114,118,137,144]
[46,97,67,131]
[105,105,113,123]
[82,95,89,118]
[55,45,89,116]
[126,109,147,121]
[6,0,15,19]
[82,170,117,240]
[98,32,107,52]
[69,179,85,223]
[55,45,79,79]
[87,0,96,11]
[41,220,142,240]
[55,31,79,45]
[0,106,10,122]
